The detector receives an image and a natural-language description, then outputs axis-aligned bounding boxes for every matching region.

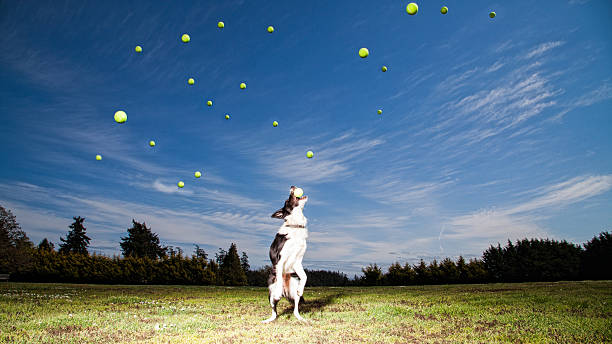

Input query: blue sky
[1,0,611,277]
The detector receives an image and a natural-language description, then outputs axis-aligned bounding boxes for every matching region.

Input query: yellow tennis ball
[194,171,201,178]
[149,140,155,147]
[382,66,387,72]
[135,46,142,53]
[178,181,185,188]
[406,3,418,15]
[272,121,278,127]
[114,110,127,123]
[489,11,496,18]
[225,114,230,120]
[293,187,303,198]
[181,34,190,43]
[306,151,314,159]
[96,154,102,161]
[240,82,246,89]
[188,78,195,85]
[358,48,369,58]
[441,6,448,14]
[207,100,212,107]
[218,21,224,28]
[267,26,274,33]
[377,109,382,115]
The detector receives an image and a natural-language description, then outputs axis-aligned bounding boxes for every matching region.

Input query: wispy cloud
[523,41,565,59]
[444,175,612,246]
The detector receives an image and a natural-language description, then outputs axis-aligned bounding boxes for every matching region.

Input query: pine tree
[193,245,208,260]
[59,216,90,255]
[120,220,166,259]
[220,243,247,286]
[0,205,33,273]
[240,251,250,272]
[38,238,55,252]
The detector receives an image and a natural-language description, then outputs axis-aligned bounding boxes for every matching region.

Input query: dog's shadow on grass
[278,292,344,315]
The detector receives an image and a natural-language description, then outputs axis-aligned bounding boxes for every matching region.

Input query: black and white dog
[263,186,309,323]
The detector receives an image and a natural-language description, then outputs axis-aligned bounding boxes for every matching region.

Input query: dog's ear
[271,209,285,219]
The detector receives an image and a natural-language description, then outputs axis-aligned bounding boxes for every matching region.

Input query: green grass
[1,281,610,343]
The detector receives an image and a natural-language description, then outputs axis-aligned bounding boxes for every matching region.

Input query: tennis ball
[195,171,202,178]
[178,181,185,188]
[181,34,190,43]
[267,26,274,33]
[378,109,382,115]
[272,121,278,127]
[225,114,230,120]
[441,6,448,14]
[306,151,314,159]
[96,154,102,161]
[294,187,303,198]
[382,66,387,72]
[188,78,195,85]
[218,21,224,28]
[240,82,246,89]
[114,110,127,123]
[489,11,496,18]
[406,3,418,15]
[358,48,369,58]
[207,100,213,107]
[135,45,142,53]
[149,140,155,147]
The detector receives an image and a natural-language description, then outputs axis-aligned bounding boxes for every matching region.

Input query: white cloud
[523,41,565,59]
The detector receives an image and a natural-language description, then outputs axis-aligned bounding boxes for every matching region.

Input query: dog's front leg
[295,263,307,297]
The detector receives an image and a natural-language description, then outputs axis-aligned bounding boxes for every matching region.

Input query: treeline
[1,205,611,286]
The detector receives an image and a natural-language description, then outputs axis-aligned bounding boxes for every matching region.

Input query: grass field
[1,281,611,343]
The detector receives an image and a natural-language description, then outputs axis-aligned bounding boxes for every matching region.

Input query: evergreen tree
[219,243,247,286]
[240,251,250,272]
[361,263,383,286]
[215,248,227,266]
[193,245,208,260]
[582,231,612,280]
[38,238,55,252]
[59,216,91,255]
[120,220,166,259]
[0,205,33,274]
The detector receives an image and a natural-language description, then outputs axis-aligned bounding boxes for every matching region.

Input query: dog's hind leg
[292,294,307,323]
[262,294,280,323]
[295,263,307,297]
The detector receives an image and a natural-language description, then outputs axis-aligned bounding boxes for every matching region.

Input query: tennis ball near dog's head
[441,6,448,14]
[240,82,246,89]
[267,26,274,33]
[135,45,142,53]
[194,171,201,178]
[225,114,230,120]
[207,100,212,107]
[114,110,127,123]
[489,11,496,18]
[149,140,155,147]
[306,151,314,159]
[218,21,224,29]
[96,154,102,161]
[294,187,304,198]
[382,66,388,72]
[358,48,369,58]
[188,78,195,85]
[378,109,382,115]
[406,3,418,15]
[178,181,184,188]
[181,34,190,43]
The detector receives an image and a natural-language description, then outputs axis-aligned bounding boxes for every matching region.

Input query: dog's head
[271,186,308,221]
